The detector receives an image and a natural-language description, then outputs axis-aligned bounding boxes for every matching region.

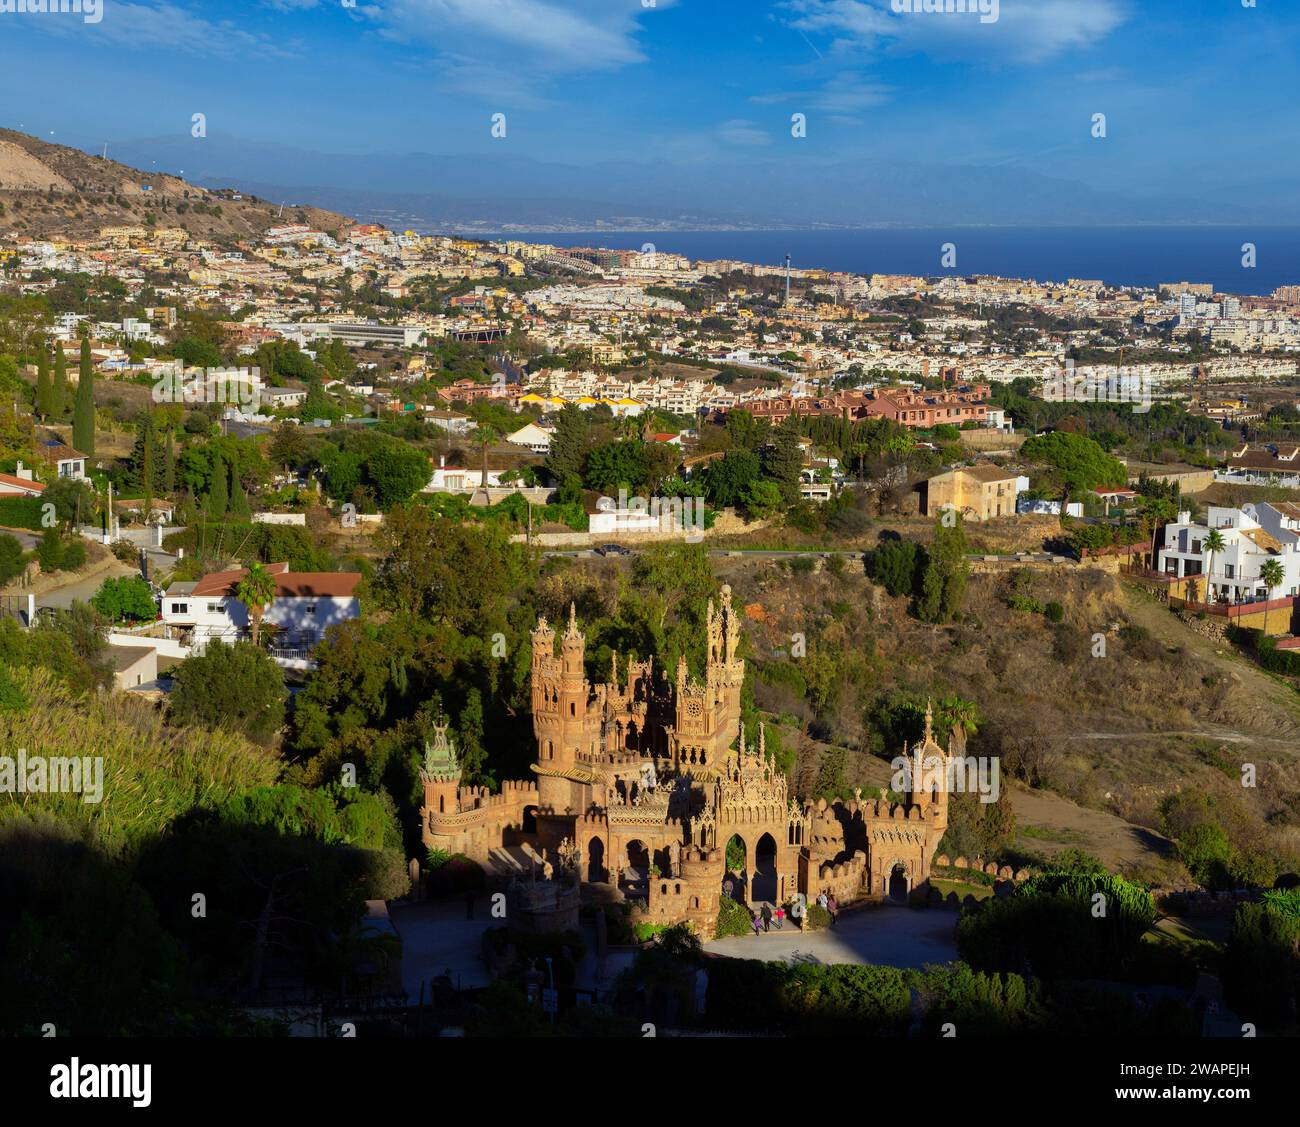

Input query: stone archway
[723,834,747,902]
[586,837,606,883]
[753,832,778,904]
[888,862,909,904]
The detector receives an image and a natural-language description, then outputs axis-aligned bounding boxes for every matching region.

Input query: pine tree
[35,344,52,419]
[73,338,95,456]
[207,454,228,520]
[52,347,68,418]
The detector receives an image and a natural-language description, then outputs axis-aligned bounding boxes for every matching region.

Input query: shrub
[0,534,24,584]
[1007,594,1044,614]
[806,903,832,931]
[425,853,485,897]
[1044,601,1065,623]
[714,895,753,938]
[60,539,86,571]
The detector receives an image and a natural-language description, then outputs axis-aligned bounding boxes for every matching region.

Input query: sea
[476,228,1300,297]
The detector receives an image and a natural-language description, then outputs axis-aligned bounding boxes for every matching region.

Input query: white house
[1157,505,1300,603]
[425,456,505,493]
[0,462,45,497]
[160,562,362,653]
[506,422,553,454]
[36,440,87,480]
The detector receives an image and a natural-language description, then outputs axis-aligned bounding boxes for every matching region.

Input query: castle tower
[420,722,462,818]
[907,699,952,833]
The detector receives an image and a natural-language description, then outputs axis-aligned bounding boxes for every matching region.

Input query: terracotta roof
[192,563,359,599]
[0,473,44,493]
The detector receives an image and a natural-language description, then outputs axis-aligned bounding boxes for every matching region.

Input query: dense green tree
[90,575,157,623]
[760,426,803,505]
[169,640,287,744]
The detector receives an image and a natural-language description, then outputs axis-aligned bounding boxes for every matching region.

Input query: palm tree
[471,423,500,496]
[1259,558,1285,638]
[236,562,278,647]
[1140,497,1176,571]
[1204,529,1227,605]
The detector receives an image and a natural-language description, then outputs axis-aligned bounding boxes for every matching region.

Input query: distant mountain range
[78,133,1292,234]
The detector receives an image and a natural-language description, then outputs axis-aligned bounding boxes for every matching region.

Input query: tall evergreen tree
[227,460,251,520]
[35,344,52,419]
[52,347,68,418]
[73,338,96,456]
[163,428,176,495]
[206,454,228,520]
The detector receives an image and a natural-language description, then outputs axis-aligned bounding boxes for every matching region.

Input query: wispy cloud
[782,0,1128,65]
[36,2,297,57]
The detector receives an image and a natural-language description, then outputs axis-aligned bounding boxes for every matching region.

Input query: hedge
[0,496,45,531]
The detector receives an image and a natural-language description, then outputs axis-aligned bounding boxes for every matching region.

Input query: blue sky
[1,0,1298,201]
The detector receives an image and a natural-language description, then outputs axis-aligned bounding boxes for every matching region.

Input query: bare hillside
[0,127,352,241]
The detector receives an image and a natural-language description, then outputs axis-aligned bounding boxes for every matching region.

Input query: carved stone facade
[420,586,958,937]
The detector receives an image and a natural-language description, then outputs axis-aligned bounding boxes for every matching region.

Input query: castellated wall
[801,849,869,904]
[641,847,724,939]
[422,779,539,864]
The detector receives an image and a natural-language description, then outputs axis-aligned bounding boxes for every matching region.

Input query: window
[304,603,317,615]
[1225,564,1235,579]
[170,602,188,614]
[207,603,222,613]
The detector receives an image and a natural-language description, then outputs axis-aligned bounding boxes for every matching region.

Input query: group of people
[745,891,840,936]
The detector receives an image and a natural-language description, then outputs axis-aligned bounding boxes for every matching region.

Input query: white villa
[1157,504,1300,604]
[160,562,361,654]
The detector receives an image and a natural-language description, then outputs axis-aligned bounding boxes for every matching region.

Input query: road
[36,560,137,611]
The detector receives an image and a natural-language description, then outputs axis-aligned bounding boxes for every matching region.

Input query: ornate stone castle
[420,585,960,937]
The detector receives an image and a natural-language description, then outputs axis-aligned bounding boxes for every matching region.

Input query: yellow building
[925,465,1024,521]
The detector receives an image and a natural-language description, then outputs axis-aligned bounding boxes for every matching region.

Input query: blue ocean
[483,228,1300,296]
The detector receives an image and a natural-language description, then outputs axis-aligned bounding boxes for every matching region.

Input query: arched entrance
[522,805,538,835]
[587,837,605,883]
[753,833,778,904]
[625,839,649,878]
[888,863,909,904]
[723,834,747,902]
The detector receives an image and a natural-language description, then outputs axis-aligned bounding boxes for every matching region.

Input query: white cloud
[718,119,772,147]
[783,0,1128,65]
[365,0,670,73]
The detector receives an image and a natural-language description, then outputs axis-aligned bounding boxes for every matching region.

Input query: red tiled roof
[0,473,44,493]
[192,562,359,599]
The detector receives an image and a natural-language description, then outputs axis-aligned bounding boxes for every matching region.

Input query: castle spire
[759,722,766,759]
[923,698,935,745]
[566,601,579,639]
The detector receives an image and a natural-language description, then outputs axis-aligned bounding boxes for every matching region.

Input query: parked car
[595,543,633,557]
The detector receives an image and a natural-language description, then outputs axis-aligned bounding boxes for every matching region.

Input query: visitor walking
[816,890,828,914]
[827,893,839,927]
[760,902,772,933]
[750,911,762,938]
[774,905,785,930]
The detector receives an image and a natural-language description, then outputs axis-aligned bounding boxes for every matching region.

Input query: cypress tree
[206,454,228,520]
[163,428,176,494]
[227,460,251,520]
[73,338,95,456]
[52,347,68,418]
[35,344,52,419]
